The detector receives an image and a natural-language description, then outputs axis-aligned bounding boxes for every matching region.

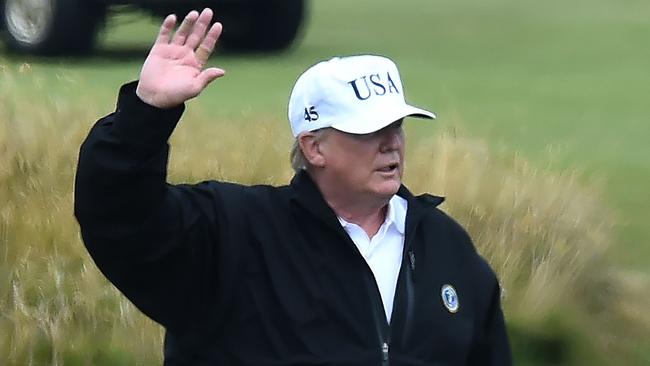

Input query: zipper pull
[408,250,416,283]
[382,341,389,362]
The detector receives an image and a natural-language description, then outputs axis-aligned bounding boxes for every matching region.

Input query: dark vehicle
[0,0,305,55]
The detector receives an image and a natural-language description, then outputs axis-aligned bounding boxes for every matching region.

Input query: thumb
[197,67,226,89]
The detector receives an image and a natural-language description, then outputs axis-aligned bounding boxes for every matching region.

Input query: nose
[379,126,403,153]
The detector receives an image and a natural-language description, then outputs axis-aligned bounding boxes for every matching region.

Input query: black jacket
[74,82,511,366]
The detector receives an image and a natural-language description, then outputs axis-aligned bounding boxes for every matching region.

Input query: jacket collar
[396,183,445,248]
[289,170,445,237]
[289,171,345,235]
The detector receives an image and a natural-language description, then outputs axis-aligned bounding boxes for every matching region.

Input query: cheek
[338,156,375,186]
[336,147,375,169]
[323,138,380,181]
[344,158,374,179]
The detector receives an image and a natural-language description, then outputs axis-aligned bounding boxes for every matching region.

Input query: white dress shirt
[338,195,407,322]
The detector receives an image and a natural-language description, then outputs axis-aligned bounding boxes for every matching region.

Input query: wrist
[135,83,158,107]
[112,81,185,147]
[135,83,180,109]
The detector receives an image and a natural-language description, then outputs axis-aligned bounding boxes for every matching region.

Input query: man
[75,8,511,366]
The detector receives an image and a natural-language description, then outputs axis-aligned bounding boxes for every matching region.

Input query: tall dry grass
[1,66,165,365]
[1,66,649,365]
[406,133,650,364]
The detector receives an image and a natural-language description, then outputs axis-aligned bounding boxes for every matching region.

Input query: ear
[298,131,327,168]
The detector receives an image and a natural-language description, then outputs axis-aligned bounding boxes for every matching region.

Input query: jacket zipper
[358,229,420,365]
[371,284,390,366]
[341,234,391,366]
[381,341,390,365]
[362,256,391,366]
[353,232,421,365]
[401,248,416,349]
[328,210,424,366]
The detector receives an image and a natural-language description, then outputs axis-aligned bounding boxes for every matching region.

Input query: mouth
[377,163,400,174]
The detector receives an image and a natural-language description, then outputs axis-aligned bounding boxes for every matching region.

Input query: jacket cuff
[110,81,186,148]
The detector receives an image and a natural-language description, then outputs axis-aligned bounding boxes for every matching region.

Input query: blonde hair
[290,138,308,173]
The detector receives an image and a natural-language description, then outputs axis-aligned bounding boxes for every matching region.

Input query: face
[318,120,405,202]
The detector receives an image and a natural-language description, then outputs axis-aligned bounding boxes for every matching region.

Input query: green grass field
[2,0,649,364]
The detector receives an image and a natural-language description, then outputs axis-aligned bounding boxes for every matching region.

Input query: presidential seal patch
[441,284,459,313]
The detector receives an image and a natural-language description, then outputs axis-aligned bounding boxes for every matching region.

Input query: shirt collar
[388,195,407,235]
[337,195,407,235]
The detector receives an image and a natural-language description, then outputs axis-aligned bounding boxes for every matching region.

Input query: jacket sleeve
[74,81,242,333]
[467,268,512,366]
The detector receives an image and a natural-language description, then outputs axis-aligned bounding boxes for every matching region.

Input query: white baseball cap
[288,55,436,137]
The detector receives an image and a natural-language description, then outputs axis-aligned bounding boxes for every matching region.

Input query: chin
[373,180,401,198]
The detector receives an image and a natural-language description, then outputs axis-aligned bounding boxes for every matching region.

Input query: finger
[172,10,199,45]
[155,14,176,45]
[197,68,226,89]
[185,8,213,50]
[195,22,223,65]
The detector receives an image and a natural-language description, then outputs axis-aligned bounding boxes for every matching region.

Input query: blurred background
[1,0,649,365]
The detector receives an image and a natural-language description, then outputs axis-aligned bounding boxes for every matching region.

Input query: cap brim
[404,105,436,121]
[331,104,436,135]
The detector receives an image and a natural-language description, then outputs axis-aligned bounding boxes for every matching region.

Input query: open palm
[136,9,225,109]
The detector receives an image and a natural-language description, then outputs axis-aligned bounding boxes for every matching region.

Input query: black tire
[1,0,105,55]
[216,0,305,52]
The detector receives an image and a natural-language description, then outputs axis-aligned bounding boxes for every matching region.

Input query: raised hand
[136,8,225,109]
